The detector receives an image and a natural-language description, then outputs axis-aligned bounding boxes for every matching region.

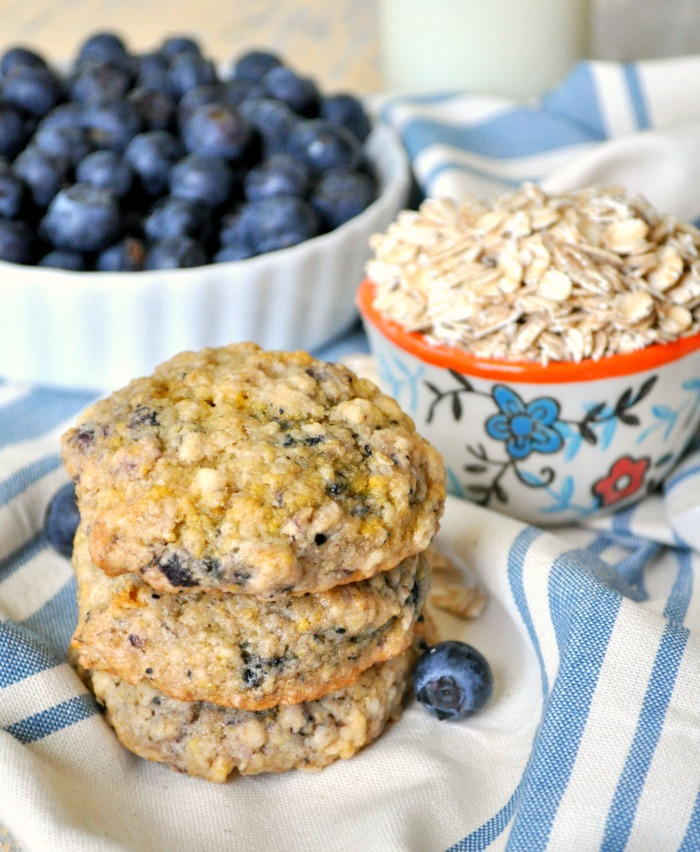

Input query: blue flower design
[485,385,563,460]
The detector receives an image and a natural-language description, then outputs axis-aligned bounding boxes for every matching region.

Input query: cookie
[70,526,429,709]
[62,343,444,597]
[90,647,415,782]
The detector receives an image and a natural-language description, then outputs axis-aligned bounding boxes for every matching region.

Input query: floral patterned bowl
[358,278,700,525]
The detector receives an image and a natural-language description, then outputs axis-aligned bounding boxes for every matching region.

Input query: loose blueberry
[0,158,24,218]
[0,218,34,263]
[127,86,175,131]
[14,146,68,208]
[234,50,282,83]
[144,195,209,242]
[77,32,130,68]
[0,105,28,159]
[311,168,375,229]
[414,641,493,721]
[181,103,251,161]
[42,183,121,252]
[39,249,88,271]
[145,236,206,269]
[244,153,308,201]
[239,195,318,254]
[320,93,371,142]
[168,52,217,98]
[81,100,141,151]
[34,124,91,166]
[159,36,201,62]
[44,482,80,558]
[169,153,234,208]
[125,130,183,196]
[96,236,145,271]
[69,62,130,103]
[263,66,319,116]
[214,241,256,262]
[238,97,297,155]
[0,46,47,76]
[1,65,62,118]
[287,119,361,173]
[76,150,133,198]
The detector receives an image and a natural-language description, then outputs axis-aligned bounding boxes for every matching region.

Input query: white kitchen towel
[3,57,700,851]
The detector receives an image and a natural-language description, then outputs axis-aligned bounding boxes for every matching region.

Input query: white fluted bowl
[0,124,409,390]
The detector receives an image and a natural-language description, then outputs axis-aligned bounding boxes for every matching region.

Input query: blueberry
[0,46,47,76]
[137,52,168,79]
[76,150,133,198]
[176,83,227,127]
[1,65,62,118]
[39,249,88,271]
[169,153,234,208]
[144,195,209,242]
[44,482,80,558]
[125,130,183,196]
[320,94,371,142]
[0,106,28,159]
[97,237,145,271]
[0,159,24,218]
[238,97,297,155]
[182,103,251,161]
[159,36,201,62]
[287,119,362,175]
[0,219,34,263]
[239,195,318,254]
[14,146,68,208]
[81,100,140,151]
[234,50,282,83]
[69,62,130,103]
[214,241,256,262]
[414,641,493,721]
[311,168,375,229]
[263,67,320,117]
[128,86,175,131]
[77,32,130,67]
[42,183,121,252]
[34,124,91,166]
[222,78,265,107]
[145,236,207,269]
[38,103,84,132]
[218,210,246,246]
[168,52,217,97]
[244,154,308,201]
[136,67,171,95]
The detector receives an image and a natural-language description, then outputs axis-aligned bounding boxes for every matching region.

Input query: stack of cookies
[63,343,445,782]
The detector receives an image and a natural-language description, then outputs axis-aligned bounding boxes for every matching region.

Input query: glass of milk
[379,0,589,98]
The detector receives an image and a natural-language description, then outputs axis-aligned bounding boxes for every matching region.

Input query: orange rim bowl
[357,278,700,385]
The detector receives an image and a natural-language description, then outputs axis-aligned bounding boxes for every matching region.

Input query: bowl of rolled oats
[359,183,700,524]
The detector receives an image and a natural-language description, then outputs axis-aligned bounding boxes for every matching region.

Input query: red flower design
[592,455,650,507]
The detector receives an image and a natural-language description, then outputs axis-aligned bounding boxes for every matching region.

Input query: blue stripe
[0,387,93,448]
[448,782,522,851]
[21,577,78,661]
[507,526,548,697]
[623,64,650,130]
[664,462,700,494]
[0,531,47,582]
[679,786,700,852]
[665,548,694,626]
[4,694,96,744]
[0,453,62,507]
[400,108,596,161]
[600,622,689,849]
[0,620,59,687]
[540,62,607,139]
[507,550,623,848]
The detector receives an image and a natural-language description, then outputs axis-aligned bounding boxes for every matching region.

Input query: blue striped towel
[2,59,700,851]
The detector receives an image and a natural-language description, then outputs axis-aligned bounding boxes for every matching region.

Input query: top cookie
[62,343,445,597]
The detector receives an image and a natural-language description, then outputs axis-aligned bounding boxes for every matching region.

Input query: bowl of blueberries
[0,32,409,390]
